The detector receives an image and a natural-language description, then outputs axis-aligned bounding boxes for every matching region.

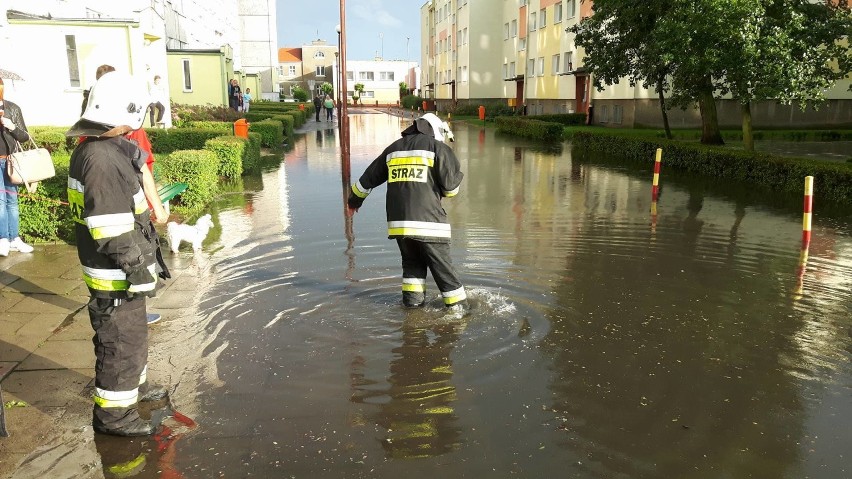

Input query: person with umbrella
[0,75,35,256]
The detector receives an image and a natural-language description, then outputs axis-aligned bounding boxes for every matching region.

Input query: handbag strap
[9,140,34,192]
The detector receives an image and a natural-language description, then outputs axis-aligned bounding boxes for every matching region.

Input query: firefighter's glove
[126,264,158,298]
[347,194,365,210]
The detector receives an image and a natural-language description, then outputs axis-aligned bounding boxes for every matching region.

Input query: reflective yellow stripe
[387,157,434,167]
[107,454,147,477]
[84,276,129,291]
[442,286,466,305]
[386,149,435,163]
[351,182,370,198]
[443,186,460,197]
[403,277,426,292]
[86,212,135,239]
[127,264,157,293]
[90,224,135,240]
[388,221,451,238]
[93,387,138,408]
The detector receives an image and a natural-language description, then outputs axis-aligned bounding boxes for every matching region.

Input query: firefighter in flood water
[66,71,170,436]
[348,113,468,310]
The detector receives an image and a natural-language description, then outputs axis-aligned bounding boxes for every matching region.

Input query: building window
[527,59,535,76]
[277,66,284,75]
[537,57,544,76]
[555,2,563,23]
[314,51,325,59]
[504,23,509,40]
[552,54,560,75]
[613,105,623,124]
[346,71,354,81]
[511,20,517,37]
[503,63,508,79]
[462,66,468,82]
[363,91,375,98]
[316,65,326,77]
[567,0,576,18]
[519,38,526,50]
[600,105,609,123]
[65,35,81,87]
[540,8,546,28]
[380,71,394,81]
[463,28,468,44]
[289,65,296,77]
[509,62,516,78]
[359,71,374,81]
[529,12,536,31]
[181,58,191,91]
[564,51,574,72]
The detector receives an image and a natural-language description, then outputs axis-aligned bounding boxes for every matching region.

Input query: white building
[343,59,417,105]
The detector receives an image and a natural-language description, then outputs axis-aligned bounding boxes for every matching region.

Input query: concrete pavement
[0,242,206,478]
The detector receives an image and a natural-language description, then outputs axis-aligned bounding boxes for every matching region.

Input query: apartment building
[344,60,416,105]
[278,40,338,100]
[421,0,851,127]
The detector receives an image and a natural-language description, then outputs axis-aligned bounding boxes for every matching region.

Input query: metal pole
[339,0,350,168]
[406,36,410,93]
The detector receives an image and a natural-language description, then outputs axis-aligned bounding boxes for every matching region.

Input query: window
[504,23,510,40]
[359,71,374,81]
[347,71,354,80]
[314,51,325,59]
[181,58,191,91]
[509,62,516,78]
[463,28,468,45]
[567,0,576,18]
[380,71,394,81]
[540,8,546,28]
[511,20,517,37]
[613,105,623,124]
[529,12,536,31]
[552,54,560,75]
[599,105,609,123]
[503,63,508,79]
[288,65,296,77]
[564,51,574,72]
[458,66,462,82]
[537,57,545,76]
[316,65,326,77]
[555,2,563,23]
[363,91,375,98]
[65,35,81,87]
[519,37,526,50]
[277,66,284,75]
[527,59,535,76]
[462,66,468,82]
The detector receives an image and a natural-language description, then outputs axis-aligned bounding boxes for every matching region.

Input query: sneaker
[9,237,33,253]
[146,313,162,325]
[0,238,8,257]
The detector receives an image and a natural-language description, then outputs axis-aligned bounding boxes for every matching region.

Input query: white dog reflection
[167,214,214,253]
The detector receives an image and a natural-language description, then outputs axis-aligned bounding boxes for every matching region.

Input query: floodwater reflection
[26,114,850,478]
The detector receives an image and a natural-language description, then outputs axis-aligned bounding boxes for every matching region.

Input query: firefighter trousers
[88,295,148,428]
[396,238,466,307]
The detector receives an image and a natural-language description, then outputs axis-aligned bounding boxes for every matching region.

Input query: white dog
[167,214,214,253]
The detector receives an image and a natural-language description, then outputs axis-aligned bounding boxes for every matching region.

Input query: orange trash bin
[299,104,305,111]
[422,101,428,112]
[478,105,486,121]
[234,118,249,139]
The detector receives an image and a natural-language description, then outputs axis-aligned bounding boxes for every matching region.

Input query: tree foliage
[572,0,852,147]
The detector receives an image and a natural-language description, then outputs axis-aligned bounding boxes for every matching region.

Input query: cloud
[350,0,403,28]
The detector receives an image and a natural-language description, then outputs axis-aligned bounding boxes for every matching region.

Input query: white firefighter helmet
[81,71,150,130]
[420,113,455,142]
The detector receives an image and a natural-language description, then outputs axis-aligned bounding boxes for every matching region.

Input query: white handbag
[7,137,55,194]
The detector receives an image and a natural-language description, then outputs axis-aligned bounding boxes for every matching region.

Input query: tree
[723,1,852,151]
[292,86,309,102]
[321,82,333,97]
[354,83,365,105]
[399,81,409,99]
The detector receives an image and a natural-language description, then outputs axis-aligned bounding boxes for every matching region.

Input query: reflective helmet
[420,113,455,143]
[81,71,149,130]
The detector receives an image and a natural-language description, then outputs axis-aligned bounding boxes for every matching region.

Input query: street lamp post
[406,36,410,95]
[334,50,341,120]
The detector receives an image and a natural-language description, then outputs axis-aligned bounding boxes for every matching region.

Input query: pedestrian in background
[348,113,467,311]
[0,77,35,257]
[324,94,334,121]
[313,94,322,121]
[242,87,252,113]
[148,74,167,127]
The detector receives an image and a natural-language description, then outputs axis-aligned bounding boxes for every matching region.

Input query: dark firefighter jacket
[348,118,463,243]
[67,136,159,298]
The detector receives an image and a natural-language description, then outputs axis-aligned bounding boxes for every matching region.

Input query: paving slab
[1,369,94,408]
[5,294,84,315]
[17,339,94,371]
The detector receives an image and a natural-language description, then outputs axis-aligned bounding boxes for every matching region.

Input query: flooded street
[28,113,852,478]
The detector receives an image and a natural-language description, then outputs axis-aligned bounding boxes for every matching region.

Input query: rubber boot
[139,382,169,402]
[402,291,426,308]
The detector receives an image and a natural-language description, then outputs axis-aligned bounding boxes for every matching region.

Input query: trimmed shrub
[250,119,285,148]
[270,115,295,140]
[29,126,70,153]
[171,103,241,127]
[495,117,564,142]
[204,136,245,179]
[528,113,587,126]
[401,94,422,110]
[244,132,262,171]
[145,128,228,154]
[571,131,852,202]
[158,149,219,211]
[453,101,518,118]
[19,150,73,243]
[185,121,233,132]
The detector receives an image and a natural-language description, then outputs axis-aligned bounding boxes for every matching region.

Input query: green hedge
[28,126,70,153]
[158,149,220,211]
[184,121,234,132]
[204,136,245,179]
[495,117,564,142]
[271,115,295,140]
[145,128,228,154]
[243,132,262,172]
[528,113,587,126]
[19,150,74,243]
[571,131,852,202]
[249,119,285,148]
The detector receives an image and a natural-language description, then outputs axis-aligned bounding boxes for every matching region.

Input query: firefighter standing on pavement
[66,71,169,437]
[348,113,468,310]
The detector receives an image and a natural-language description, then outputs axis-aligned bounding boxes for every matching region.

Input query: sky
[276,0,423,63]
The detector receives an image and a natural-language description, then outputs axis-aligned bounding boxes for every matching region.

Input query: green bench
[157,182,188,216]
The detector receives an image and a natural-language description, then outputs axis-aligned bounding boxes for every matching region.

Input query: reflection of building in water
[351,321,463,458]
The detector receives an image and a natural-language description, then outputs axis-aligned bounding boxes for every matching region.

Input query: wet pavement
[2,111,852,478]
